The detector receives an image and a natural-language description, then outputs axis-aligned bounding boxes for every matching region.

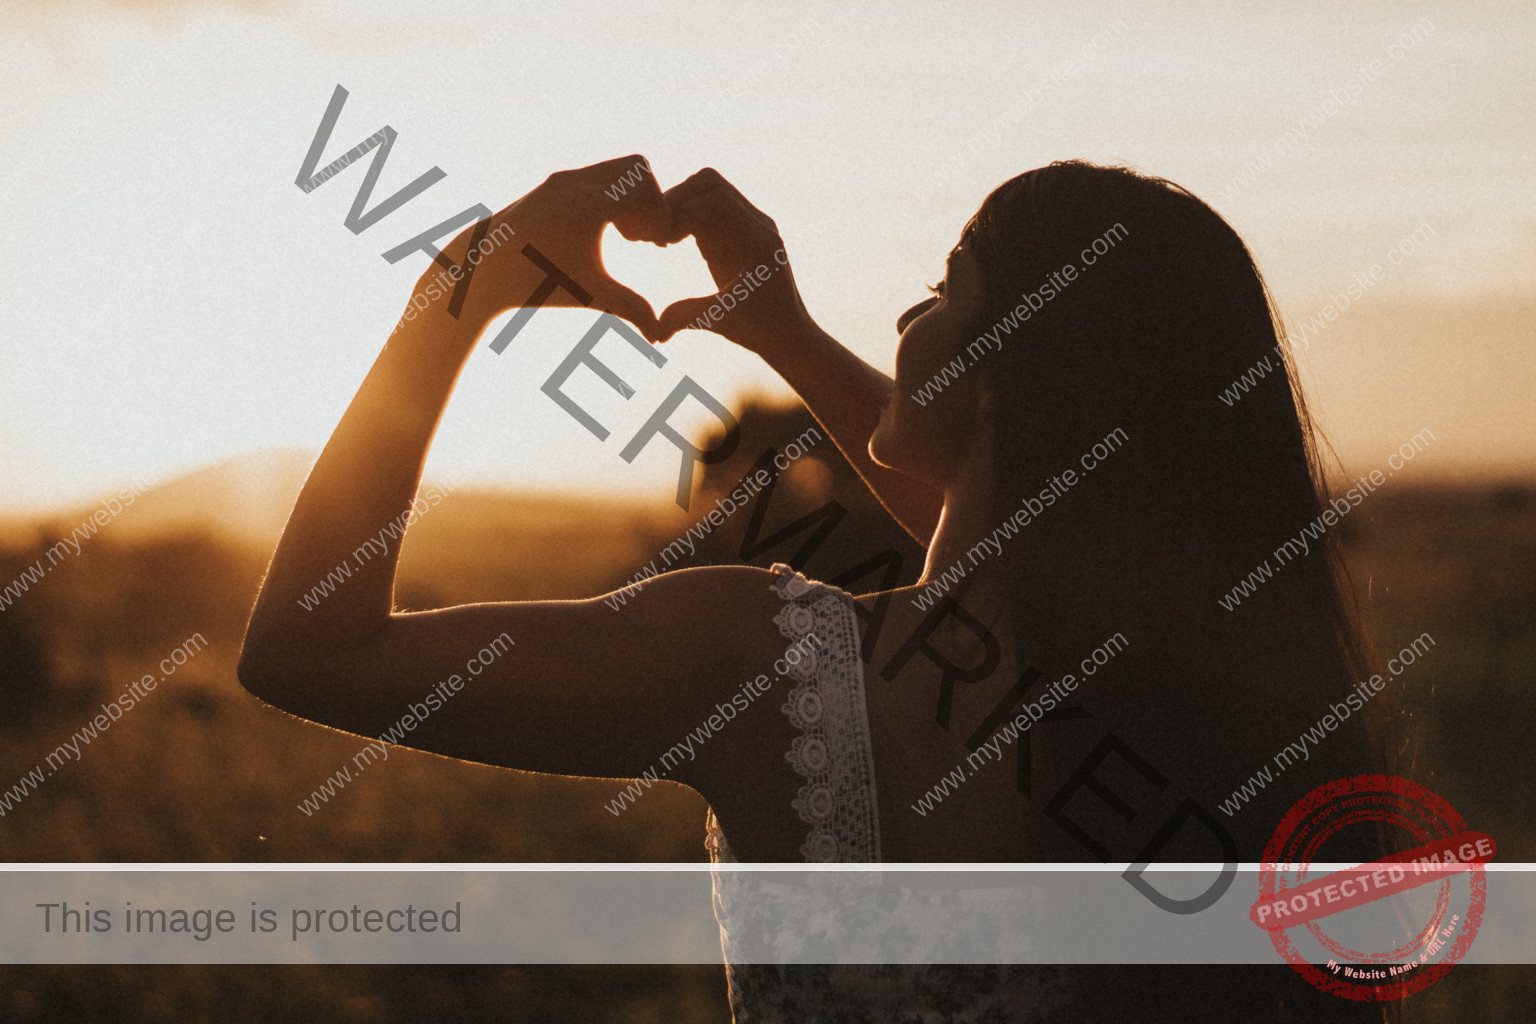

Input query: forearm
[242,288,481,675]
[768,322,942,542]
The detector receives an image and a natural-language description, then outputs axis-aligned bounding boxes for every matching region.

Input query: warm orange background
[1,2,1531,1020]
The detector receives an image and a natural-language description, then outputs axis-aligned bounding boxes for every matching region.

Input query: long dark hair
[955,161,1395,834]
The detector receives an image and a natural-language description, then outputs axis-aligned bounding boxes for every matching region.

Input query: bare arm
[756,318,943,543]
[238,157,790,784]
[654,169,943,543]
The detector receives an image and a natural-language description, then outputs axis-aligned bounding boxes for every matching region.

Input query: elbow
[236,637,279,708]
[237,623,297,710]
[238,589,322,710]
[237,591,381,714]
[238,585,286,705]
[238,615,356,719]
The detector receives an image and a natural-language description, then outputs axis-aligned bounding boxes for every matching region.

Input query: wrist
[753,308,825,369]
[775,320,889,404]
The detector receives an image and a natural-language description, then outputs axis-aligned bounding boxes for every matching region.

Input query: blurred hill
[0,450,312,552]
[113,448,315,547]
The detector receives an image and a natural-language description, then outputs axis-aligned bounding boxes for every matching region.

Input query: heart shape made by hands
[600,226,721,340]
[507,160,797,350]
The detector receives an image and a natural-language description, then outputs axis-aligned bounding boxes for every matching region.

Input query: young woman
[240,156,1397,1021]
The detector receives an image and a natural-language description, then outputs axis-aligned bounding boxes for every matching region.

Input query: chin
[871,398,956,484]
[868,409,898,470]
[870,426,933,487]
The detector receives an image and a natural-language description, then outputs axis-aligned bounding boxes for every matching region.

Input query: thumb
[657,294,725,341]
[595,281,661,342]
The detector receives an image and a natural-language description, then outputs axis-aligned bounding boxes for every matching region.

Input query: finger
[657,294,726,339]
[666,188,780,273]
[596,156,676,245]
[670,188,742,241]
[670,190,773,278]
[597,281,663,342]
[660,167,726,208]
[569,153,665,185]
[665,167,775,232]
[672,202,785,308]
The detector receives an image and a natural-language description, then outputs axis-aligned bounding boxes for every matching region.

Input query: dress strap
[768,563,882,863]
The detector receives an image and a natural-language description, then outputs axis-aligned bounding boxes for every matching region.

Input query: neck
[922,445,1014,604]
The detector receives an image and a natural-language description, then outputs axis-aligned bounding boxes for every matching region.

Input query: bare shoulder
[597,563,803,711]
[645,564,854,860]
[611,564,789,648]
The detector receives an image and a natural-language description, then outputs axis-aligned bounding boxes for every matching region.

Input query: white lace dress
[704,565,1081,1023]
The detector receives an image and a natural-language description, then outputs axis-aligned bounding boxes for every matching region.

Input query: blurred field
[1337,482,1536,859]
[0,965,731,1024]
[1,400,1532,1021]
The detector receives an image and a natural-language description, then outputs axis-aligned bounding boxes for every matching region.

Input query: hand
[437,155,676,340]
[655,168,815,357]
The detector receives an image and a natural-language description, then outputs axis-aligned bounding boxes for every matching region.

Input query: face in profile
[869,247,993,489]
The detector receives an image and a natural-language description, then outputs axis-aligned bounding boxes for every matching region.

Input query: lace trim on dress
[703,571,1079,1020]
[768,562,882,864]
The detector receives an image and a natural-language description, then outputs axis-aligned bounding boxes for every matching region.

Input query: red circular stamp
[1249,774,1493,1001]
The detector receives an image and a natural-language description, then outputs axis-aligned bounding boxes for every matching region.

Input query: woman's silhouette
[240,156,1398,1021]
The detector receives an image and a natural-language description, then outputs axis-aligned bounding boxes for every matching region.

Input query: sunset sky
[2,0,1531,514]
